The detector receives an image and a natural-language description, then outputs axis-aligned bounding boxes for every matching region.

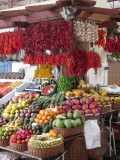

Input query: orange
[47,116,51,121]
[42,116,47,121]
[37,114,40,118]
[59,110,63,114]
[53,115,56,119]
[59,106,63,109]
[39,120,43,124]
[38,115,42,120]
[45,120,49,124]
[39,110,45,116]
[45,110,50,116]
[35,118,39,123]
[50,112,54,117]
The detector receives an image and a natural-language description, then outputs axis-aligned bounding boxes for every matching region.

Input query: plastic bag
[51,66,60,80]
[84,120,101,149]
[0,151,20,160]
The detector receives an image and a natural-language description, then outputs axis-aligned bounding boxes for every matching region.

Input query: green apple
[10,110,15,114]
[4,132,8,136]
[2,136,5,140]
[9,132,12,136]
[10,114,15,119]
[6,105,12,111]
[0,131,4,136]
[18,99,22,104]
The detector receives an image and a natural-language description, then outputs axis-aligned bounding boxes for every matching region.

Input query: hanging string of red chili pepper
[67,50,101,76]
[23,53,74,66]
[104,36,120,53]
[23,49,101,77]
[0,29,24,55]
[96,29,106,48]
[24,20,73,55]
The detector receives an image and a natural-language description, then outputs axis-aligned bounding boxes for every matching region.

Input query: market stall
[0,0,119,160]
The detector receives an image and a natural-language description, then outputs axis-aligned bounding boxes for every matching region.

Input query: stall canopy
[0,0,119,28]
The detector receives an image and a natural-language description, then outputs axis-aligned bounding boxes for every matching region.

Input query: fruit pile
[65,89,85,98]
[18,108,38,129]
[28,132,63,149]
[10,129,33,144]
[35,110,55,125]
[0,125,17,140]
[78,80,93,90]
[0,81,22,97]
[53,110,85,128]
[12,93,40,104]
[0,118,8,127]
[0,104,7,118]
[3,99,30,119]
[32,92,65,109]
[32,125,42,135]
[63,97,101,115]
[57,76,74,92]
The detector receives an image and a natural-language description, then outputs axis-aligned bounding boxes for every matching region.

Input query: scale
[101,66,110,86]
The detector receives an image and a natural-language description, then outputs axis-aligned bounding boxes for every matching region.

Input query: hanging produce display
[105,36,120,53]
[73,20,98,43]
[0,29,24,55]
[24,20,73,54]
[57,76,74,92]
[23,53,74,66]
[68,50,102,76]
[34,65,53,79]
[96,29,106,48]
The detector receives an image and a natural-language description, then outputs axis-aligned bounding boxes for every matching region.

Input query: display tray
[0,145,66,160]
[0,82,30,105]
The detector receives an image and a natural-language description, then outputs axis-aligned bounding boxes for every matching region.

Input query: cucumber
[60,92,65,101]
[56,92,62,102]
[49,118,53,129]
[43,125,50,133]
[29,113,37,126]
[51,98,56,104]
[42,122,46,131]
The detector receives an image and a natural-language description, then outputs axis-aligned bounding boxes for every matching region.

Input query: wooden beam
[98,20,117,28]
[0,9,29,18]
[0,20,13,29]
[72,0,96,7]
[79,11,92,18]
[13,21,29,28]
[88,14,110,22]
[77,7,119,16]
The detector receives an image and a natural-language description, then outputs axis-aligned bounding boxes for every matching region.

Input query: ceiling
[0,0,119,29]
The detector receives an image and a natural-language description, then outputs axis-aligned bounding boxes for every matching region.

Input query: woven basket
[112,103,120,110]
[53,126,84,137]
[0,139,9,147]
[28,143,64,158]
[87,131,108,160]
[65,137,88,160]
[100,105,111,113]
[10,142,27,152]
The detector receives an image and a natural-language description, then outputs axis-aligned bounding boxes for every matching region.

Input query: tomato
[22,140,26,144]
[27,135,31,139]
[17,140,22,144]
[11,139,17,143]
[25,138,29,143]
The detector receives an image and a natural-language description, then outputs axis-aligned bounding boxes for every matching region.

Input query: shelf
[25,88,42,92]
[0,145,66,160]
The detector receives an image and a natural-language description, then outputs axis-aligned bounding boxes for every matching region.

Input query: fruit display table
[0,146,66,160]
